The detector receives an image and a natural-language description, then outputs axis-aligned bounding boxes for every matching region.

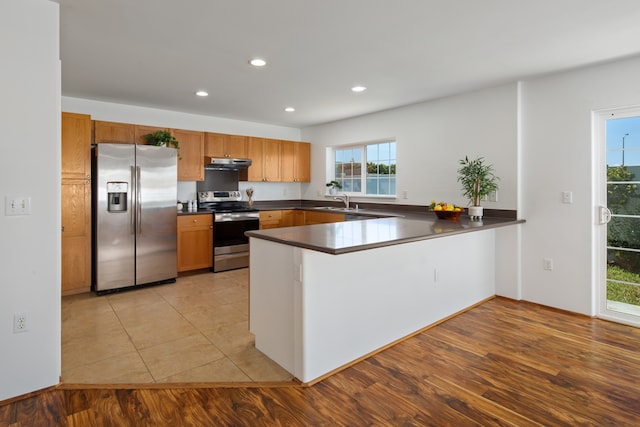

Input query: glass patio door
[597,109,640,326]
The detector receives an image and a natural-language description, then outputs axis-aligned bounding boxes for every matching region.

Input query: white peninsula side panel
[249,229,496,384]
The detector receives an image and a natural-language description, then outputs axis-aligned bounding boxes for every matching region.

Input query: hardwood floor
[3,297,640,426]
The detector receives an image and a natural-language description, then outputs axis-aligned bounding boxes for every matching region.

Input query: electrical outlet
[402,189,409,199]
[13,313,28,333]
[543,258,554,271]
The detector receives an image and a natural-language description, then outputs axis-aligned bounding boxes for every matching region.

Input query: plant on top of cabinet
[143,130,180,149]
[457,156,499,220]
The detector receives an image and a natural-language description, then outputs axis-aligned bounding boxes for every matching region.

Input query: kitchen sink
[312,206,357,211]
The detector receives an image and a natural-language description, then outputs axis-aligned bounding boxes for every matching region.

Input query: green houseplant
[457,156,499,219]
[326,180,342,195]
[143,130,180,150]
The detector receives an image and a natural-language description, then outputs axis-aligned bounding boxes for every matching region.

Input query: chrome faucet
[334,194,349,208]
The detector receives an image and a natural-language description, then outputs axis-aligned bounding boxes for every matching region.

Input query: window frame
[327,139,397,198]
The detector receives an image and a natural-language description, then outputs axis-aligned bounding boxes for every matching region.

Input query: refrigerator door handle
[130,166,136,234]
[136,165,142,234]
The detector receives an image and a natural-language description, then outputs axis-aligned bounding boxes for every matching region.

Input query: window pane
[367,144,378,162]
[608,181,640,215]
[365,141,396,195]
[608,248,640,278]
[608,216,640,249]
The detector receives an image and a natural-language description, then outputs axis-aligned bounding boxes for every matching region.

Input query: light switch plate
[5,196,31,216]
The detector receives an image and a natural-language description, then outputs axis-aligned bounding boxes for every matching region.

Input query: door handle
[136,166,142,234]
[130,166,136,234]
[599,206,612,224]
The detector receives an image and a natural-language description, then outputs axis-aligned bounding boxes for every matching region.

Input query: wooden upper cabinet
[246,137,265,181]
[205,133,248,158]
[172,128,205,181]
[294,142,311,182]
[62,113,91,180]
[93,120,134,144]
[263,139,281,182]
[281,141,311,182]
[135,125,169,145]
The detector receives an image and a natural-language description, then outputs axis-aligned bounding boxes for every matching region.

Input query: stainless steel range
[198,190,259,272]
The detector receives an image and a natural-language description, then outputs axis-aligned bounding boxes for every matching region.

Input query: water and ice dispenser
[106,181,128,212]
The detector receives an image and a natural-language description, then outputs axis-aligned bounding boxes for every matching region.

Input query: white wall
[62,97,303,202]
[520,55,640,315]
[301,83,519,209]
[0,0,61,401]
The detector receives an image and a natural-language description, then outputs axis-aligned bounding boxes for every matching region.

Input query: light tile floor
[61,269,294,384]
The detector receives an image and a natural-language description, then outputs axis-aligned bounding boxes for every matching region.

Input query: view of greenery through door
[606,116,640,311]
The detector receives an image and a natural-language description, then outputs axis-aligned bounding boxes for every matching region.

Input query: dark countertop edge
[178,210,213,216]
[246,218,525,255]
[177,200,517,220]
[252,201,517,220]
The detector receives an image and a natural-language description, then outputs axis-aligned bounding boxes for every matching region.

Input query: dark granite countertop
[246,216,524,255]
[177,210,214,216]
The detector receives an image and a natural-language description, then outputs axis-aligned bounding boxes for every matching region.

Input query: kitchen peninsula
[247,215,523,384]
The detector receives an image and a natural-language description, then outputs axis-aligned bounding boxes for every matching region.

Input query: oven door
[213,218,259,272]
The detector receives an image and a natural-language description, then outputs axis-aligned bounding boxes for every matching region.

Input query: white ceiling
[58,0,640,128]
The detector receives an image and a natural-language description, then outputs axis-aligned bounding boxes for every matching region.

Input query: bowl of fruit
[428,201,464,221]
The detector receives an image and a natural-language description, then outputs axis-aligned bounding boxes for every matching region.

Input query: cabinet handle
[193,219,198,223]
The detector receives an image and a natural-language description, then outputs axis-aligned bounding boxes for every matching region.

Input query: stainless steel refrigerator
[92,143,177,293]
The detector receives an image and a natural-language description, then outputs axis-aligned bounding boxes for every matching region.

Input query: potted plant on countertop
[457,156,499,220]
[326,180,342,195]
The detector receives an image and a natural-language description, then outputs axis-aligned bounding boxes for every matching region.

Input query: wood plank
[4,297,640,425]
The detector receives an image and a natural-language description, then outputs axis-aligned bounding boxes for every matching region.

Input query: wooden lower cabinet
[304,211,345,225]
[281,209,305,227]
[61,178,91,295]
[259,210,283,229]
[261,209,344,229]
[177,214,213,272]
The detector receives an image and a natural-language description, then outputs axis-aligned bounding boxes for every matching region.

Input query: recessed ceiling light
[351,85,367,93]
[195,90,209,97]
[285,107,295,112]
[250,58,267,67]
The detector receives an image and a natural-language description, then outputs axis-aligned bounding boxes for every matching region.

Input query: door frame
[593,106,640,327]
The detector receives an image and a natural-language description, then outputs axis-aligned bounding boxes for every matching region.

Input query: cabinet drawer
[260,210,282,221]
[178,214,213,229]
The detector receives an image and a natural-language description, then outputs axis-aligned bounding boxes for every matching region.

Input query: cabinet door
[264,139,281,182]
[280,141,296,182]
[246,137,265,181]
[62,113,91,180]
[61,178,91,294]
[62,113,92,295]
[135,125,169,145]
[177,215,213,272]
[204,132,226,157]
[173,129,205,181]
[226,135,248,158]
[304,211,345,225]
[294,142,311,182]
[259,210,282,229]
[280,141,310,182]
[93,120,134,144]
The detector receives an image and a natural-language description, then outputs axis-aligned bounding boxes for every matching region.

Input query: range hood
[205,157,252,170]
